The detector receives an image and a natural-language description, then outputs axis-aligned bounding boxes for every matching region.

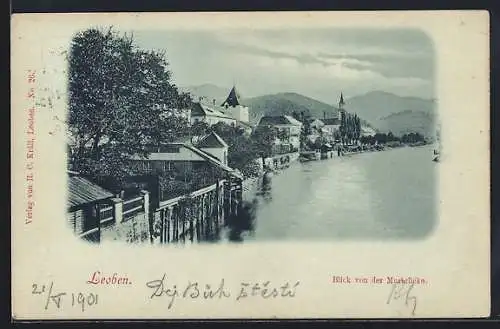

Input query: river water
[225,145,437,242]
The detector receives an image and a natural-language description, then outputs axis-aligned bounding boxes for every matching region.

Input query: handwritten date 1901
[32,282,98,312]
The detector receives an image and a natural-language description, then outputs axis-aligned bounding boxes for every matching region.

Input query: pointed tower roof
[221,86,241,107]
[339,92,345,106]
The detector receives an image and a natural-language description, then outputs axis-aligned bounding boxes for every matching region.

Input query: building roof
[130,143,242,180]
[191,102,236,120]
[322,118,341,126]
[221,86,242,107]
[181,144,243,179]
[197,131,228,149]
[68,174,114,208]
[308,118,325,126]
[258,115,303,126]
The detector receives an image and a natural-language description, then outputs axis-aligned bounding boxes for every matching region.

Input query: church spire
[221,85,241,107]
[339,92,345,109]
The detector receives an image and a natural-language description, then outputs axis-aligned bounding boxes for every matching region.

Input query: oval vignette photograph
[65,27,439,245]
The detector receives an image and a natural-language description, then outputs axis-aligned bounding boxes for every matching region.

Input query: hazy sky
[131,28,435,104]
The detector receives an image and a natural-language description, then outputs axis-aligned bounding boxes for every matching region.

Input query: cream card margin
[11,11,490,319]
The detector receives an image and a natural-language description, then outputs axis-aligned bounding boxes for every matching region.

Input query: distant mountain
[182,85,435,135]
[376,110,436,137]
[244,92,341,124]
[345,91,437,137]
[346,91,436,123]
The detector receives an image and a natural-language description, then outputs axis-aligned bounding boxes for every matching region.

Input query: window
[142,161,152,172]
[163,161,173,171]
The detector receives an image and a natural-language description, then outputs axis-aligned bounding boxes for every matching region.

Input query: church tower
[338,92,346,120]
[221,85,249,123]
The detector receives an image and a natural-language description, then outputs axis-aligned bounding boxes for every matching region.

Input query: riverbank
[335,141,431,157]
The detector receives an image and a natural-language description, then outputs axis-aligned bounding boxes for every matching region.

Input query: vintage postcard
[11,11,490,319]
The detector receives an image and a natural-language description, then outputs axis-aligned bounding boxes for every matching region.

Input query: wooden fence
[71,177,243,245]
[72,191,148,243]
[151,178,242,244]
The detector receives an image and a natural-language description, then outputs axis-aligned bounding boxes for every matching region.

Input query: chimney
[323,111,326,119]
[213,99,216,106]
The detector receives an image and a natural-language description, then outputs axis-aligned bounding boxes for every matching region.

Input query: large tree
[204,122,271,178]
[68,27,192,180]
[251,125,278,159]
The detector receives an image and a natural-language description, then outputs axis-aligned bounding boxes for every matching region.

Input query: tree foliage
[68,27,192,181]
[291,110,312,149]
[339,111,361,145]
[359,131,426,145]
[190,121,280,178]
[207,122,277,178]
[250,125,278,159]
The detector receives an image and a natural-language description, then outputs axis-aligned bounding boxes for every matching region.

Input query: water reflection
[255,176,273,203]
[225,177,274,241]
[227,199,259,242]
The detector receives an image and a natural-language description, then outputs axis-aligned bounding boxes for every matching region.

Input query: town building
[318,93,345,141]
[129,141,242,180]
[221,86,249,123]
[307,118,329,143]
[196,131,229,166]
[322,117,341,139]
[190,86,251,129]
[257,115,303,152]
[67,171,152,244]
[191,101,237,126]
[67,171,115,241]
[309,118,326,131]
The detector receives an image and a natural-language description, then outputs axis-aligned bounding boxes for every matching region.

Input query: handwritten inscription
[25,70,36,224]
[31,282,99,312]
[386,283,417,316]
[146,274,300,310]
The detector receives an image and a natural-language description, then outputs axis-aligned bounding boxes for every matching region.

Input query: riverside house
[130,143,238,175]
[129,140,243,204]
[129,139,242,181]
[257,115,303,153]
[67,171,115,241]
[196,131,229,166]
